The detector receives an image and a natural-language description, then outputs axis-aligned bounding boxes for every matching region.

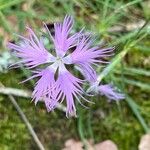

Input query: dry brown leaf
[139,134,150,150]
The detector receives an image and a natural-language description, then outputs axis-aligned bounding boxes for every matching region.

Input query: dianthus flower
[8,15,124,117]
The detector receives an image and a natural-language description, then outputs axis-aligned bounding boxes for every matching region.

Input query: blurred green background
[0,0,150,149]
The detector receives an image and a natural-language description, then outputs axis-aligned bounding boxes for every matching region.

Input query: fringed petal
[53,15,81,56]
[8,27,55,68]
[32,67,56,104]
[56,69,84,117]
[71,36,114,82]
[98,84,125,101]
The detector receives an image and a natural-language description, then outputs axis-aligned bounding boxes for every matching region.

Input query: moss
[0,96,30,150]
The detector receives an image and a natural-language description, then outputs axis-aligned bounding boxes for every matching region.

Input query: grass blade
[126,96,150,133]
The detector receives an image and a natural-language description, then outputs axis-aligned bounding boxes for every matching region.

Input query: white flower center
[47,54,72,73]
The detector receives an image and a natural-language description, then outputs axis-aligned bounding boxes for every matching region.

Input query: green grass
[0,0,150,149]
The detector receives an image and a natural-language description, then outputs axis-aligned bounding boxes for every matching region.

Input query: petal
[30,62,87,117]
[32,67,56,104]
[98,84,125,101]
[56,69,84,117]
[53,15,81,56]
[31,63,86,117]
[76,63,97,83]
[71,36,114,82]
[71,36,114,64]
[8,27,55,68]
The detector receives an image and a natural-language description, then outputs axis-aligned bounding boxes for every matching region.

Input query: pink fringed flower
[98,84,125,101]
[8,15,124,117]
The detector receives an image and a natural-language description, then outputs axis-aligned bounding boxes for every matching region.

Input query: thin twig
[0,86,66,112]
[0,84,45,150]
[0,87,31,98]
[8,95,45,150]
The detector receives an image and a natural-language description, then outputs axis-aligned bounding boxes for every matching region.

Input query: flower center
[56,56,63,62]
